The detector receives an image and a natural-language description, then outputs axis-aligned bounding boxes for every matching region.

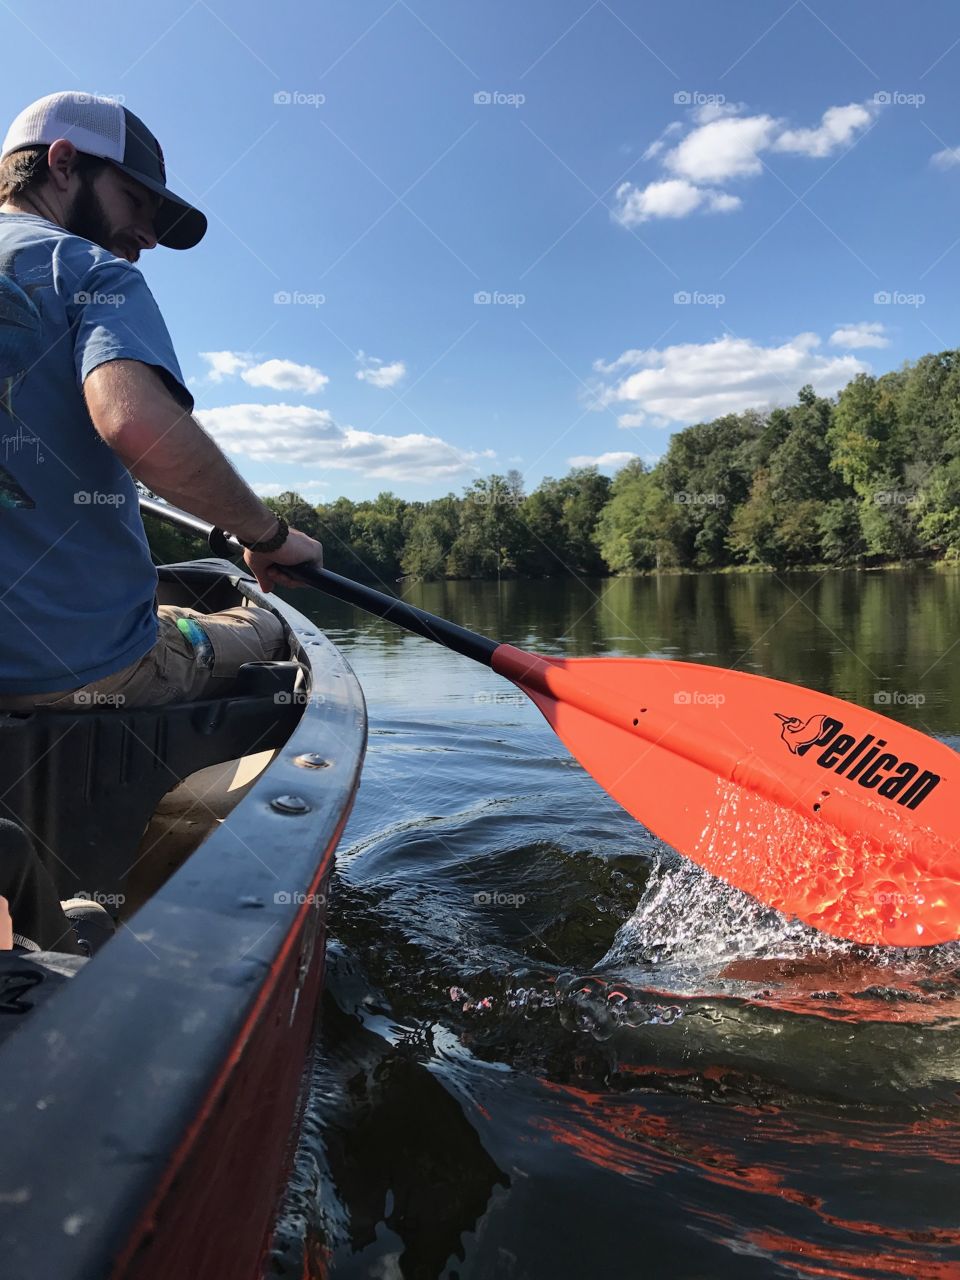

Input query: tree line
[142,348,960,581]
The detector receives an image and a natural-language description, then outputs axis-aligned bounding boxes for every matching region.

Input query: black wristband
[237,515,289,553]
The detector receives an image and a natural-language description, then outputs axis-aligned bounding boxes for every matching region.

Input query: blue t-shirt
[0,212,192,694]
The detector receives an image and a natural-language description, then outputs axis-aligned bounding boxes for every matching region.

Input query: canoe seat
[0,661,304,904]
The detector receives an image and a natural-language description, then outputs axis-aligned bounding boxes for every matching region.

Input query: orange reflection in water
[536,1074,960,1279]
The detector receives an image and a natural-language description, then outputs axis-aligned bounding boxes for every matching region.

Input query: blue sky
[5,0,960,500]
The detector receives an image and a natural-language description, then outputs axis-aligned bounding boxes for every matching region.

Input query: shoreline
[399,557,960,584]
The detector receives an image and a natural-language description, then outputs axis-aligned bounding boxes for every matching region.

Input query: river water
[268,568,960,1280]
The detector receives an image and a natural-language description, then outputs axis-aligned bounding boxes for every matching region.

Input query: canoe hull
[113,853,335,1279]
[0,560,367,1279]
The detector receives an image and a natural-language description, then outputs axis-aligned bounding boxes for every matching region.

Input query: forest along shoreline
[142,350,960,582]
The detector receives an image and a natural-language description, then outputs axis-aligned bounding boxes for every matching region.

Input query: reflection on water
[267,568,960,1280]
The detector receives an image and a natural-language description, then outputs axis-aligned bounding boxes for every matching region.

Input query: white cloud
[240,358,329,395]
[198,350,329,394]
[568,451,638,469]
[592,333,870,427]
[197,402,493,482]
[932,147,960,170]
[829,322,890,349]
[664,113,779,183]
[200,350,252,383]
[773,102,875,158]
[356,355,407,389]
[618,100,878,226]
[612,178,741,227]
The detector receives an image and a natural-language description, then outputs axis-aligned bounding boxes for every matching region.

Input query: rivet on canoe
[271,794,312,815]
[295,753,331,770]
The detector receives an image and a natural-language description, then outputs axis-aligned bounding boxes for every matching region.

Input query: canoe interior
[0,558,368,1280]
[123,748,277,917]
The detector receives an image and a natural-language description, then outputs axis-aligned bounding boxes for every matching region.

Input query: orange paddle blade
[491,647,960,947]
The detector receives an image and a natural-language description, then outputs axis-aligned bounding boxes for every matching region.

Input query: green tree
[827,373,900,491]
[264,490,322,539]
[729,389,852,567]
[313,497,361,576]
[448,472,527,578]
[658,411,763,566]
[894,351,960,467]
[351,492,407,581]
[917,458,960,559]
[401,495,461,580]
[594,460,678,572]
[818,498,865,565]
[519,467,611,576]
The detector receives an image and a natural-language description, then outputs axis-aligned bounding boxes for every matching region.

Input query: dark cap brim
[112,162,207,250]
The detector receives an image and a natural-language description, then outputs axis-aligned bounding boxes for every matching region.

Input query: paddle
[141,495,960,948]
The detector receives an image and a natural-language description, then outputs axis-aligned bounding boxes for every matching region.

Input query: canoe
[0,556,367,1279]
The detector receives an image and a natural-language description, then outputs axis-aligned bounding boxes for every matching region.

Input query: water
[267,569,960,1280]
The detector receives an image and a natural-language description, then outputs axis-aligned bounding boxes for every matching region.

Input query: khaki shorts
[0,604,289,712]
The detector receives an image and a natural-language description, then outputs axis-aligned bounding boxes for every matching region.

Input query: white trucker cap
[1,91,206,249]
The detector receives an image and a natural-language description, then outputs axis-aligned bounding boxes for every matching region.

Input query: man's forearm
[84,359,283,544]
[119,412,279,545]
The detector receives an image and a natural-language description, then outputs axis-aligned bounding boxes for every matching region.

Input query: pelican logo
[777,713,828,755]
[775,712,941,810]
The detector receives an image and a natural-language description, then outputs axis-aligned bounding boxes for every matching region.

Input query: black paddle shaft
[139,496,499,666]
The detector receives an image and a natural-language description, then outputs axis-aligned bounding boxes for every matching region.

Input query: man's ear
[46,138,79,194]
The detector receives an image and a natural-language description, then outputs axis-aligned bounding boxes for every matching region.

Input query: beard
[63,175,117,255]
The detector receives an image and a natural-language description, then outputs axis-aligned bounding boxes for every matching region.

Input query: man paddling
[0,91,323,711]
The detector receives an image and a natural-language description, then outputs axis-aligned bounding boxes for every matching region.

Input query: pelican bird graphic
[775,712,828,754]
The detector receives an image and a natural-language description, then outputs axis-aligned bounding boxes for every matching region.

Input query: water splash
[443,852,960,1053]
[585,849,960,1027]
[598,854,832,975]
